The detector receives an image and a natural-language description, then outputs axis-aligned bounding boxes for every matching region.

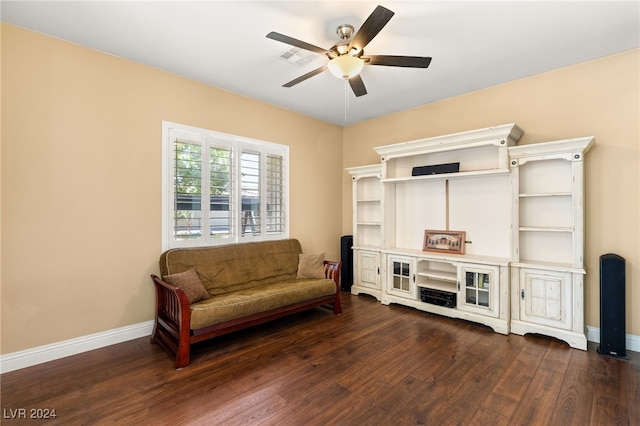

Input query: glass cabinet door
[388,256,415,298]
[458,264,499,317]
[465,270,491,307]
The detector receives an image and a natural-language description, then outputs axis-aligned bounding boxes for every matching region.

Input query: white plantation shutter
[163,122,288,249]
[170,131,205,244]
[266,153,285,234]
[240,147,261,237]
[209,142,234,240]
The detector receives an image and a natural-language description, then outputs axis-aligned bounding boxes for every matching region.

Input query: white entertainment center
[346,124,594,349]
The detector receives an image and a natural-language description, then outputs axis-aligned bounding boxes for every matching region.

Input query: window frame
[162,121,289,250]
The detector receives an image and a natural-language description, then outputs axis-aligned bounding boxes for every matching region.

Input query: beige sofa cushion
[162,269,210,304]
[297,253,325,279]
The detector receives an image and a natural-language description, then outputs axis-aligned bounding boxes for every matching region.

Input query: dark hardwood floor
[2,293,638,425]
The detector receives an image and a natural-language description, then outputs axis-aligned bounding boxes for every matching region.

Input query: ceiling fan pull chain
[344,79,348,122]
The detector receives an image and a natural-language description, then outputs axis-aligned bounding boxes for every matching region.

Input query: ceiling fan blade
[363,55,432,68]
[283,65,327,87]
[348,5,395,53]
[266,31,332,56]
[348,75,367,97]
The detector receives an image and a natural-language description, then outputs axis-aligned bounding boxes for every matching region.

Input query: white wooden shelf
[512,260,586,274]
[417,271,457,282]
[356,221,382,226]
[418,281,457,292]
[519,192,572,198]
[383,247,511,267]
[352,244,382,251]
[381,168,510,183]
[519,226,573,233]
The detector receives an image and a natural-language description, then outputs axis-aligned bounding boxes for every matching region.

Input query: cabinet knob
[521,289,525,300]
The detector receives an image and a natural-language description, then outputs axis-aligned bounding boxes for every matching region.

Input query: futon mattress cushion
[189,278,336,329]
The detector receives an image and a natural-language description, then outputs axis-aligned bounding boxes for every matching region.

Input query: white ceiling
[2,1,639,126]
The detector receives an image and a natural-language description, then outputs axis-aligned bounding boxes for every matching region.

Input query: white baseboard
[586,326,640,353]
[1,322,637,374]
[0,321,154,374]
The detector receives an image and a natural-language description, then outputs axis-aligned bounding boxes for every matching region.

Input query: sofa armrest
[323,260,341,288]
[324,260,342,315]
[150,274,192,368]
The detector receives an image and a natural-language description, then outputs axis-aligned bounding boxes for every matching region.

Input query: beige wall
[342,49,640,336]
[1,24,343,354]
[2,23,638,356]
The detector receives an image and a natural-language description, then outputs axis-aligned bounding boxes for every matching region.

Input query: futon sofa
[150,239,342,368]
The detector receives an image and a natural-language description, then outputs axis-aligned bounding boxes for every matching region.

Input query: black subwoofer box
[340,235,353,291]
[598,253,628,359]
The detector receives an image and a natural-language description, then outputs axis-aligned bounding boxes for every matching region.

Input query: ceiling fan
[266,5,432,97]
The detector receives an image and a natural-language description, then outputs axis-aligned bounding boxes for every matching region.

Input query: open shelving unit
[509,137,594,349]
[416,259,457,293]
[346,164,384,300]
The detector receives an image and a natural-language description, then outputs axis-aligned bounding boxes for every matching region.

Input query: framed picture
[423,230,466,254]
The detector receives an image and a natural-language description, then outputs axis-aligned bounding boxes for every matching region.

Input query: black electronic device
[419,287,456,308]
[340,235,354,291]
[598,253,628,359]
[412,162,460,176]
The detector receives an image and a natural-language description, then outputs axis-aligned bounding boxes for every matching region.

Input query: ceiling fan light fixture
[327,55,364,79]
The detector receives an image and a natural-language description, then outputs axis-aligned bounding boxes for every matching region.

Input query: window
[162,121,289,249]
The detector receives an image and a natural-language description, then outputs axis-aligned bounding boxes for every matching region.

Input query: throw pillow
[162,269,210,304]
[297,253,326,279]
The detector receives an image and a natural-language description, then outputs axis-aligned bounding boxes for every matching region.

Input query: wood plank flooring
[2,293,638,425]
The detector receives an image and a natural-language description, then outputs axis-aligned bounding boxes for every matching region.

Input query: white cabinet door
[519,268,572,330]
[457,263,500,318]
[356,250,380,290]
[387,255,415,299]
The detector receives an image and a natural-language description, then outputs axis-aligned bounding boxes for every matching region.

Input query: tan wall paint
[342,49,640,336]
[1,24,343,354]
[2,22,638,356]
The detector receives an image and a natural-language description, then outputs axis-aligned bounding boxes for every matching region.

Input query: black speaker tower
[340,235,353,291]
[598,253,628,359]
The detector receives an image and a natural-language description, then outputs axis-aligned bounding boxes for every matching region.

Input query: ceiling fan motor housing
[336,24,355,40]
